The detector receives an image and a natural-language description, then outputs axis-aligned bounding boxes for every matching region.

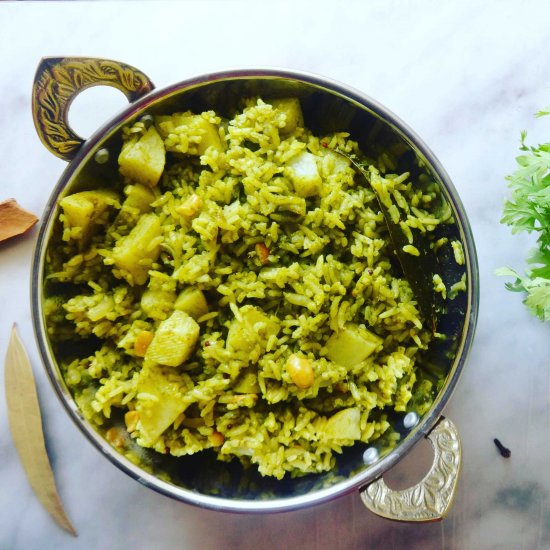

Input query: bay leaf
[0,199,38,242]
[4,324,77,536]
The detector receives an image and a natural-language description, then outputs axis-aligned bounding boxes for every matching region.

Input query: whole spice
[494,438,512,458]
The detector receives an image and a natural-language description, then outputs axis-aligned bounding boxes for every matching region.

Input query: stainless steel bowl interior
[32,68,479,513]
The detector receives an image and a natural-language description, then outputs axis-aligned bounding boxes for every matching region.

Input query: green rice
[44,97,446,480]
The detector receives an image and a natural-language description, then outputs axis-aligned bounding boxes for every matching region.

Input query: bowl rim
[31,66,479,513]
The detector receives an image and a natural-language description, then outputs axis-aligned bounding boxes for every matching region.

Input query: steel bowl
[31,57,479,519]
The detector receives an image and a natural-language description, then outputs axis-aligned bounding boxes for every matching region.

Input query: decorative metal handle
[32,57,155,161]
[360,417,461,522]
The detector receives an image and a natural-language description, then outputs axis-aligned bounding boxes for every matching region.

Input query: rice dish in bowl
[42,96,463,483]
[31,65,477,512]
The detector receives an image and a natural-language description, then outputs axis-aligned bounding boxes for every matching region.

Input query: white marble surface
[2,1,550,548]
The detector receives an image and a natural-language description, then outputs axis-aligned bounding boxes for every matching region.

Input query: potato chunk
[156,111,224,155]
[59,189,119,243]
[145,310,200,367]
[226,305,279,353]
[140,271,177,320]
[233,367,260,394]
[135,363,191,445]
[114,184,156,228]
[110,213,161,285]
[269,98,303,136]
[119,126,166,187]
[174,287,209,320]
[325,324,383,368]
[324,408,361,440]
[285,151,322,197]
[141,288,176,321]
[123,183,156,213]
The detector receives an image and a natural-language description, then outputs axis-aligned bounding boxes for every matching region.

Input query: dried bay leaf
[335,149,443,330]
[0,199,38,242]
[4,325,77,536]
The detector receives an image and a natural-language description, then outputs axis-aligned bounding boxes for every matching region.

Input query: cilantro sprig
[497,107,550,320]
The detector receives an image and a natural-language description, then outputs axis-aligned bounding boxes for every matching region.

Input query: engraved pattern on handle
[32,57,154,161]
[360,417,461,522]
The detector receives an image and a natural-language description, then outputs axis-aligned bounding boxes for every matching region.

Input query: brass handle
[360,417,462,522]
[32,57,155,161]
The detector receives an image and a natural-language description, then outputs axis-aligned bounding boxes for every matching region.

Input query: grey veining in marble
[2,1,550,549]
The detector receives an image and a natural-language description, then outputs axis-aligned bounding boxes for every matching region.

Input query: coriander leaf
[494,266,520,278]
[499,106,550,320]
[524,279,550,320]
